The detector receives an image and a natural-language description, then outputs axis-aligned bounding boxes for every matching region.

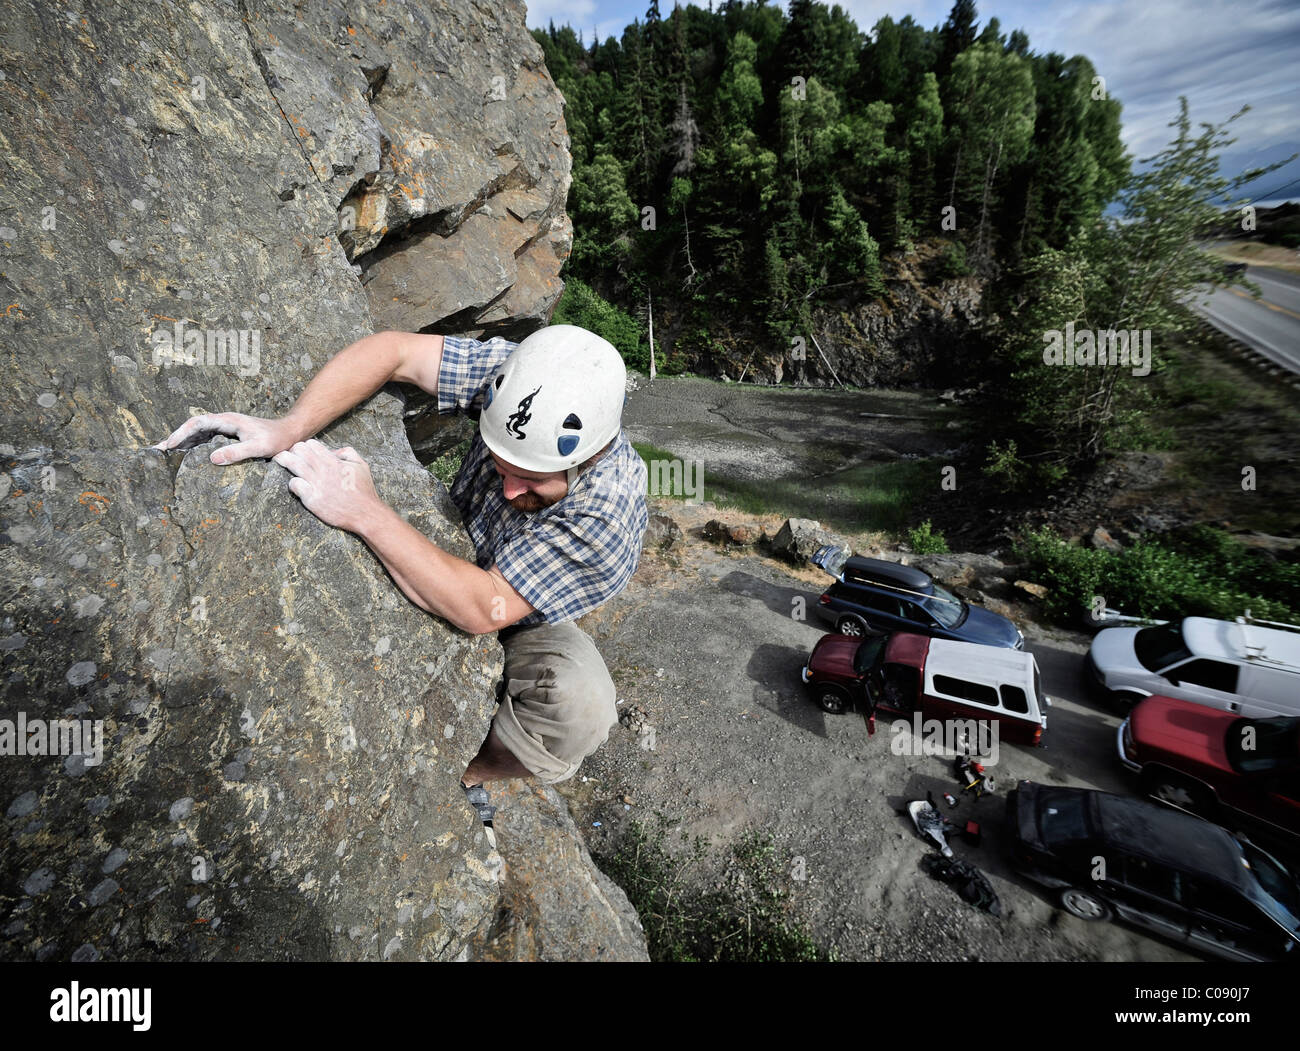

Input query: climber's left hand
[272,440,381,533]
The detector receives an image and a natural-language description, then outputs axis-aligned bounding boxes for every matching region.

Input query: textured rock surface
[0,0,637,961]
[468,780,648,962]
[769,519,852,564]
[643,512,683,551]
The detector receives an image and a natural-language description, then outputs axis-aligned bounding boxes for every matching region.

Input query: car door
[1160,658,1241,711]
[1257,770,1300,837]
[1106,854,1191,945]
[896,597,942,637]
[879,661,920,714]
[854,588,907,634]
[1181,876,1280,962]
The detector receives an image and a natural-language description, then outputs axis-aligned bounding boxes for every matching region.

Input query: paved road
[1189,265,1300,373]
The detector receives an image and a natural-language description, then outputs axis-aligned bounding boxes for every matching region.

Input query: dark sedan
[1006,780,1300,961]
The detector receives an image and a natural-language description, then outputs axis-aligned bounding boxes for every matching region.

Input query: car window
[1134,622,1193,673]
[1225,718,1300,773]
[1182,877,1258,928]
[882,663,919,711]
[1038,791,1089,845]
[1119,855,1182,902]
[925,584,965,628]
[853,637,888,676]
[932,674,999,709]
[999,684,1030,714]
[898,599,928,624]
[858,591,902,618]
[1240,842,1300,931]
[1171,659,1239,693]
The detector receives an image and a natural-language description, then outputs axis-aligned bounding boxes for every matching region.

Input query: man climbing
[154,324,649,843]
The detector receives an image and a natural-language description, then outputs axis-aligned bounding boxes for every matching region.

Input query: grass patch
[1112,324,1300,535]
[633,440,937,535]
[592,817,830,962]
[712,458,939,536]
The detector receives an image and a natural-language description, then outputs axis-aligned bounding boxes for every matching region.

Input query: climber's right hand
[151,412,300,466]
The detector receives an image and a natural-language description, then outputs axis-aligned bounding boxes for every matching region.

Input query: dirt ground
[555,501,1195,962]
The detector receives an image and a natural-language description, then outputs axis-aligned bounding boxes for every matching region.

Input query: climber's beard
[507,489,563,513]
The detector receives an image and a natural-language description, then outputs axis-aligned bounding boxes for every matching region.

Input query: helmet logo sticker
[506,385,542,439]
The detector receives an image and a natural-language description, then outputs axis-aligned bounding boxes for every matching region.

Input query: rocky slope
[0,0,642,961]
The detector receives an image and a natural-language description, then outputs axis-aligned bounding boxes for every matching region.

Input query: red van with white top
[801,631,1050,746]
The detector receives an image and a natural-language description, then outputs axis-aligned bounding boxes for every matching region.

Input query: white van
[1086,615,1300,717]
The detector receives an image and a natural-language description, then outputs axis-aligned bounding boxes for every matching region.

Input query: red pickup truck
[801,630,1049,746]
[1118,694,1300,842]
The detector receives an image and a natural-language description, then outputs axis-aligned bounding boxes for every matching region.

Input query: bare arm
[281,330,445,442]
[266,438,533,635]
[356,500,536,634]
[153,331,446,461]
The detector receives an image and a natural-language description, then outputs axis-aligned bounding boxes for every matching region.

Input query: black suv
[810,546,1024,649]
[1006,780,1300,961]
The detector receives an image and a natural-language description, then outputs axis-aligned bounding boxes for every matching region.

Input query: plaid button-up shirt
[437,334,648,626]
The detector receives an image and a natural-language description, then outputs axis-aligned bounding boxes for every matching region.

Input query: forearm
[280,331,402,442]
[357,501,494,634]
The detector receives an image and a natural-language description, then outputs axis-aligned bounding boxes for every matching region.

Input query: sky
[524,0,1300,205]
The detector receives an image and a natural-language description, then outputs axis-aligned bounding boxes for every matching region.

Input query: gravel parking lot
[559,501,1196,962]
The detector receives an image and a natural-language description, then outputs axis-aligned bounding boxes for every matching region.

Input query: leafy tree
[984,99,1285,483]
[943,40,1035,263]
[535,0,1128,388]
[937,0,978,77]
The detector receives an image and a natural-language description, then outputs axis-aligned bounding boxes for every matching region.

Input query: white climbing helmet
[478,324,626,476]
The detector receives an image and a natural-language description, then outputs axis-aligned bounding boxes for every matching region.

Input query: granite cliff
[0,0,644,961]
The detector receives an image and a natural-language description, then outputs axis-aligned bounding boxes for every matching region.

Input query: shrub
[936,238,971,278]
[428,438,471,488]
[1014,525,1300,623]
[907,520,950,554]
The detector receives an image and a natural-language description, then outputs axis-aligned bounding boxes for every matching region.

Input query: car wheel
[1059,887,1112,922]
[836,617,867,637]
[1109,691,1145,714]
[817,687,849,715]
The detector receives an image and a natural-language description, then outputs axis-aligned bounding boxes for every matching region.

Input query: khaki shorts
[488,620,619,784]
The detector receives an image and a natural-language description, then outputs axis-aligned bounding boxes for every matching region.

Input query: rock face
[691,248,985,388]
[0,0,637,961]
[468,781,648,962]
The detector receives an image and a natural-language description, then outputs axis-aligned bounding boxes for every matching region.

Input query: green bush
[907,520,950,554]
[592,817,828,962]
[982,438,1068,494]
[936,239,971,278]
[428,438,471,489]
[1014,525,1300,623]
